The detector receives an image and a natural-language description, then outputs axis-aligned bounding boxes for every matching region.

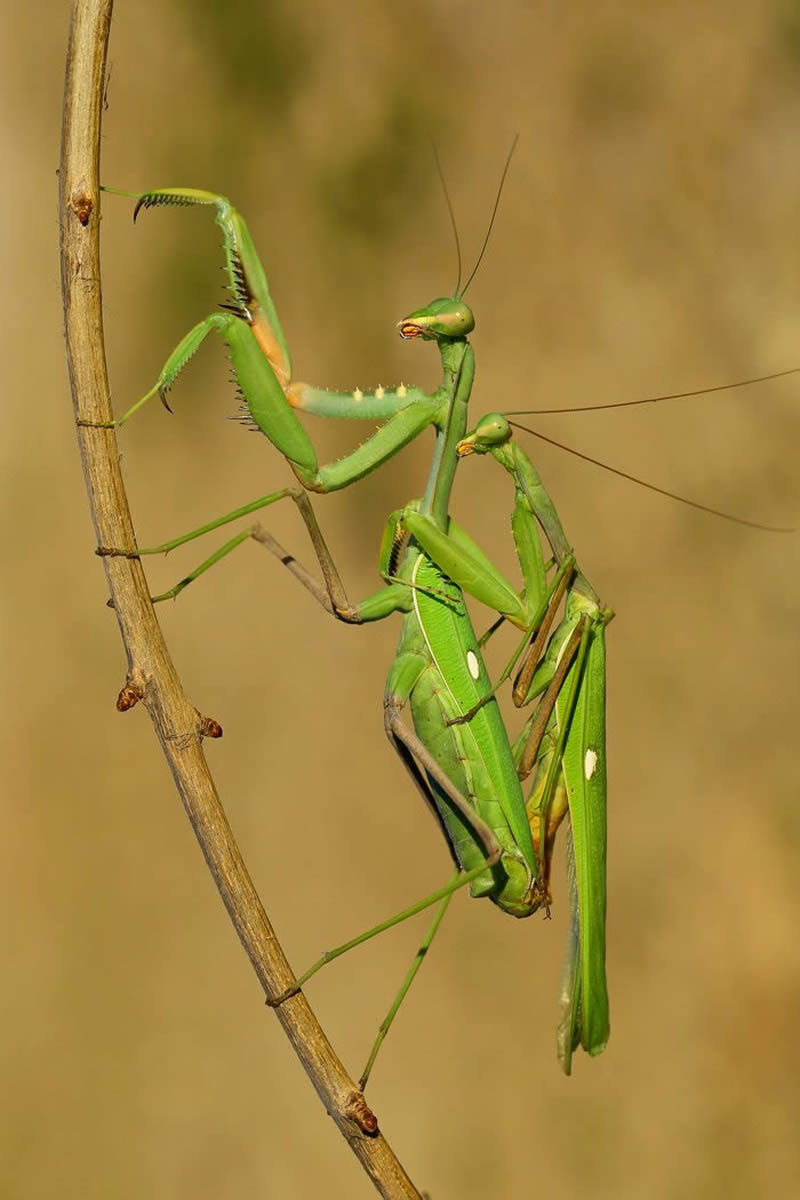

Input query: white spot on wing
[353,388,363,402]
[397,383,407,397]
[375,385,385,399]
[584,748,598,780]
[466,650,480,680]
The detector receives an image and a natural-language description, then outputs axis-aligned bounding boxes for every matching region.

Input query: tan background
[4,2,800,1196]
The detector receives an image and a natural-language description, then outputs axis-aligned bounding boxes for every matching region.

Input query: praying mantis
[101,173,792,1084]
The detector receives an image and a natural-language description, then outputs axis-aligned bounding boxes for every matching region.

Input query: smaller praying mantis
[455,411,611,1074]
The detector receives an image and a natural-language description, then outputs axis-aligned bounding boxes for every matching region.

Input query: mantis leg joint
[334,605,363,624]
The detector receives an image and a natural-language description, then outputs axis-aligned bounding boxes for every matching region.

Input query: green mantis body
[457,414,611,1067]
[108,186,611,1074]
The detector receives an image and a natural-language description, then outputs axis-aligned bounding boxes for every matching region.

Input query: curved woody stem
[58,3,421,1195]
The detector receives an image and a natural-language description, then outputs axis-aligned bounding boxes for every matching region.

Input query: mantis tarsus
[100,177,791,1084]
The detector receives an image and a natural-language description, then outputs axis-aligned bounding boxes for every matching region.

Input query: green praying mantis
[100,172,793,1084]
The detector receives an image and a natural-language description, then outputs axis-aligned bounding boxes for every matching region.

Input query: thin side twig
[58,3,421,1195]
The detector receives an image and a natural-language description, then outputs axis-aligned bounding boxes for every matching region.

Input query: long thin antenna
[431,139,463,297]
[504,365,800,416]
[460,133,519,298]
[507,419,793,532]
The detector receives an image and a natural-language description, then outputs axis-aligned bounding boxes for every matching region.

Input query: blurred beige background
[3,1,800,1196]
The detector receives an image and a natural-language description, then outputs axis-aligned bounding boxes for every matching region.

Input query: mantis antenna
[431,139,463,299]
[505,365,800,415]
[506,418,794,532]
[460,133,520,298]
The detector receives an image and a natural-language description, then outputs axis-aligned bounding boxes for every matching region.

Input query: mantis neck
[421,340,475,530]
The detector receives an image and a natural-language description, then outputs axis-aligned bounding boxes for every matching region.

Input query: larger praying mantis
[101,173,792,1083]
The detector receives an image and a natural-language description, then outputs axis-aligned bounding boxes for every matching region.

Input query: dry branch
[58,2,421,1195]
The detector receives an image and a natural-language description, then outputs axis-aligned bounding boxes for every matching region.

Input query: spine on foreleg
[224,319,317,477]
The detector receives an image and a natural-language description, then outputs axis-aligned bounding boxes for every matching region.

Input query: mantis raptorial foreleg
[102,187,473,499]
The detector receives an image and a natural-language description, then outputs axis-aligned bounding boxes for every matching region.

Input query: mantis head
[456,413,511,457]
[397,297,475,341]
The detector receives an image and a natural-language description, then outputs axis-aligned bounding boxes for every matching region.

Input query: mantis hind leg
[265,865,492,1005]
[266,690,505,1085]
[266,849,485,1088]
[383,697,503,874]
[358,889,452,1091]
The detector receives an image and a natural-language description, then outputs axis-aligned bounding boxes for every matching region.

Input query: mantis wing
[557,621,609,1072]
